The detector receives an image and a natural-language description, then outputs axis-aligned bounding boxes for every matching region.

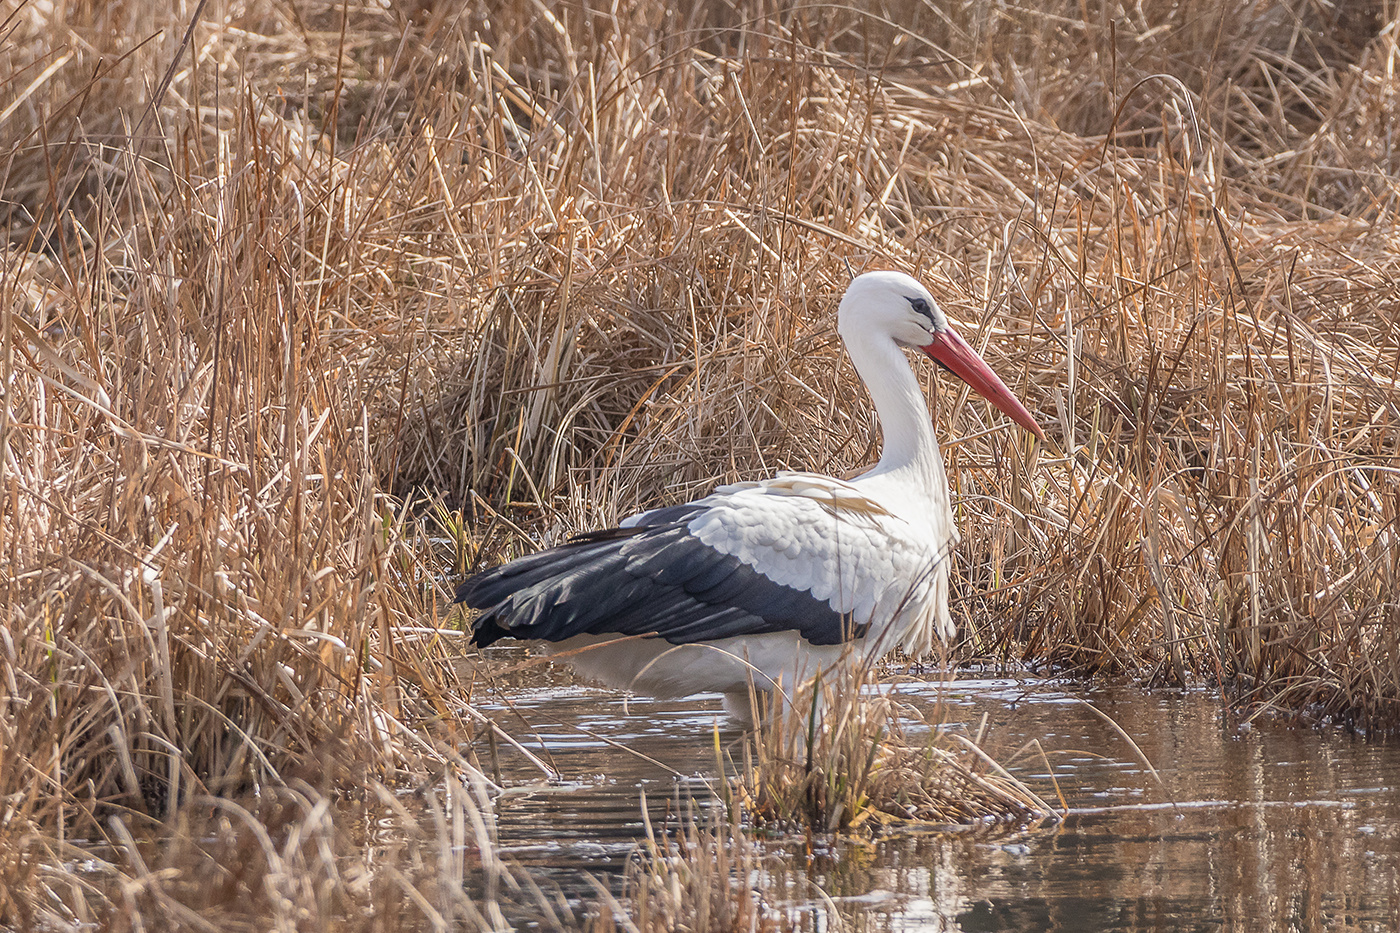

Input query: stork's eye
[906,296,933,320]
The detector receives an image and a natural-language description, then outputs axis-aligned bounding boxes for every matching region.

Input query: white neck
[844,329,944,493]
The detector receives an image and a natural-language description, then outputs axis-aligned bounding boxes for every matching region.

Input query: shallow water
[476,656,1400,932]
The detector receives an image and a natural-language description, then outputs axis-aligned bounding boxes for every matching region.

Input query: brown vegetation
[738,663,1053,833]
[587,795,800,933]
[2,0,1399,927]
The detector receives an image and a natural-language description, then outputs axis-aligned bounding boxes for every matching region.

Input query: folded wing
[457,476,950,653]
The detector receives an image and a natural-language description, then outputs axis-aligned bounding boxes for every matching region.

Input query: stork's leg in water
[721,669,834,728]
[722,686,767,727]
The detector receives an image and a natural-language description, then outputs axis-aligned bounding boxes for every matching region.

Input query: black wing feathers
[457,508,852,648]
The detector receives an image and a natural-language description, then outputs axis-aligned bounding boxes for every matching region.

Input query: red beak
[922,327,1045,441]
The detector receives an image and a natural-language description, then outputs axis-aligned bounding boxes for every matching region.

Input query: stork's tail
[455,536,635,647]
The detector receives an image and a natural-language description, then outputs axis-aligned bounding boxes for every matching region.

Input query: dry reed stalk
[0,1,490,925]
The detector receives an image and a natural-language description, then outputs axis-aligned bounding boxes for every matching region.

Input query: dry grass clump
[0,0,484,925]
[13,772,584,933]
[587,796,814,933]
[736,664,1053,835]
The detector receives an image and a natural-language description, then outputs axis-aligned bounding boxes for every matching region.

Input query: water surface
[476,656,1400,932]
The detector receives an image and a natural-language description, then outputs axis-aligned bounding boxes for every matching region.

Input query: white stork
[457,271,1044,722]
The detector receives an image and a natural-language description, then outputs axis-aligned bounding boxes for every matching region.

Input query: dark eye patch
[905,295,934,322]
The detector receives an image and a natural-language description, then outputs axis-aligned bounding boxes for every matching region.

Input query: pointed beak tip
[1008,409,1046,443]
[923,330,1045,443]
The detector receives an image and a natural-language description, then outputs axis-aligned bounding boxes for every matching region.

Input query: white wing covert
[674,472,953,653]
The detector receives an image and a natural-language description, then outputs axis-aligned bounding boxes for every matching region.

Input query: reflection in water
[475,658,1400,932]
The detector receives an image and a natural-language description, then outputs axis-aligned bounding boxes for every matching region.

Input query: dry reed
[3,0,1400,926]
[737,663,1053,834]
[46,774,579,933]
[586,794,814,933]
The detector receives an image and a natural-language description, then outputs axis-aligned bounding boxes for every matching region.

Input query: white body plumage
[553,470,955,718]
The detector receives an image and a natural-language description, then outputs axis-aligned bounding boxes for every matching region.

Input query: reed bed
[2,0,1399,926]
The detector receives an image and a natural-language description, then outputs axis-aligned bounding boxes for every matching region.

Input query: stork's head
[838,270,1046,441]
